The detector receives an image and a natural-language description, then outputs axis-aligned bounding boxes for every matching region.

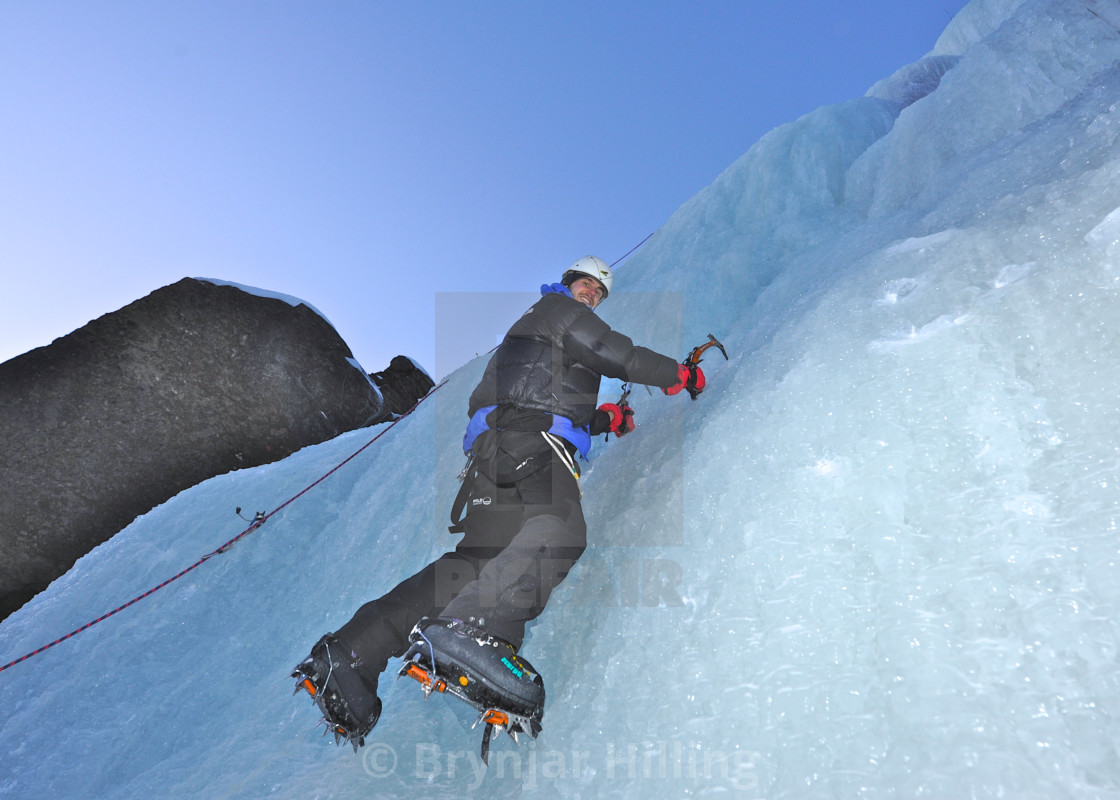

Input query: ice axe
[682,333,728,400]
[603,382,632,441]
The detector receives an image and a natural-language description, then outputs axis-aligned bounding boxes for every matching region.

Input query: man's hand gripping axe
[682,333,729,400]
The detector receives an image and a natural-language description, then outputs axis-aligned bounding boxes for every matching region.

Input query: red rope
[0,378,448,674]
[610,230,656,267]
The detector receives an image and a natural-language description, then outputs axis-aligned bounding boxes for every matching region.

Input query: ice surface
[866,56,961,109]
[5,0,1120,796]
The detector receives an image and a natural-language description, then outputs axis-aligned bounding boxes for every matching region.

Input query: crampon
[398,617,545,765]
[292,634,382,751]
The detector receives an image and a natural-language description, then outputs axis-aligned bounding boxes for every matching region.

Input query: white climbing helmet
[561,255,613,299]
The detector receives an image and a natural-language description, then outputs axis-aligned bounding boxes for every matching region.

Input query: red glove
[599,402,635,436]
[663,363,706,398]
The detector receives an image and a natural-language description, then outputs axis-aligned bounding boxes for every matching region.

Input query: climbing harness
[542,431,582,497]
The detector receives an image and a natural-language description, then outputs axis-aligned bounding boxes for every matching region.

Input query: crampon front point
[398,618,544,765]
[292,634,382,751]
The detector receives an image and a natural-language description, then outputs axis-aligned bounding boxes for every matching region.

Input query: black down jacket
[468,291,680,428]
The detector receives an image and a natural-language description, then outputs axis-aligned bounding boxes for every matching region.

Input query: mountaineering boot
[292,633,382,749]
[400,617,545,740]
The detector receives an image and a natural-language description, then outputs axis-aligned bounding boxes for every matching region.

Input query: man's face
[569,276,606,309]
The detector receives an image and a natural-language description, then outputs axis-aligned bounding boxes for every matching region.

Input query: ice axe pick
[682,333,728,400]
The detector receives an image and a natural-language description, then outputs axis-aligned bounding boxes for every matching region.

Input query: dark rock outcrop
[0,278,432,621]
[371,355,437,417]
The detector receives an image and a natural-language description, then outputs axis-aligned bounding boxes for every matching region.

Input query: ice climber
[293,256,706,750]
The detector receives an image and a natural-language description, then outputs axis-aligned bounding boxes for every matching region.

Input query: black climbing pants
[335,434,586,680]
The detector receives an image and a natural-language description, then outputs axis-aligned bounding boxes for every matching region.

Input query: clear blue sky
[0,1,967,379]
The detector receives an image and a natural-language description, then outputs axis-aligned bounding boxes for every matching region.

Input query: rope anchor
[235,508,268,527]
